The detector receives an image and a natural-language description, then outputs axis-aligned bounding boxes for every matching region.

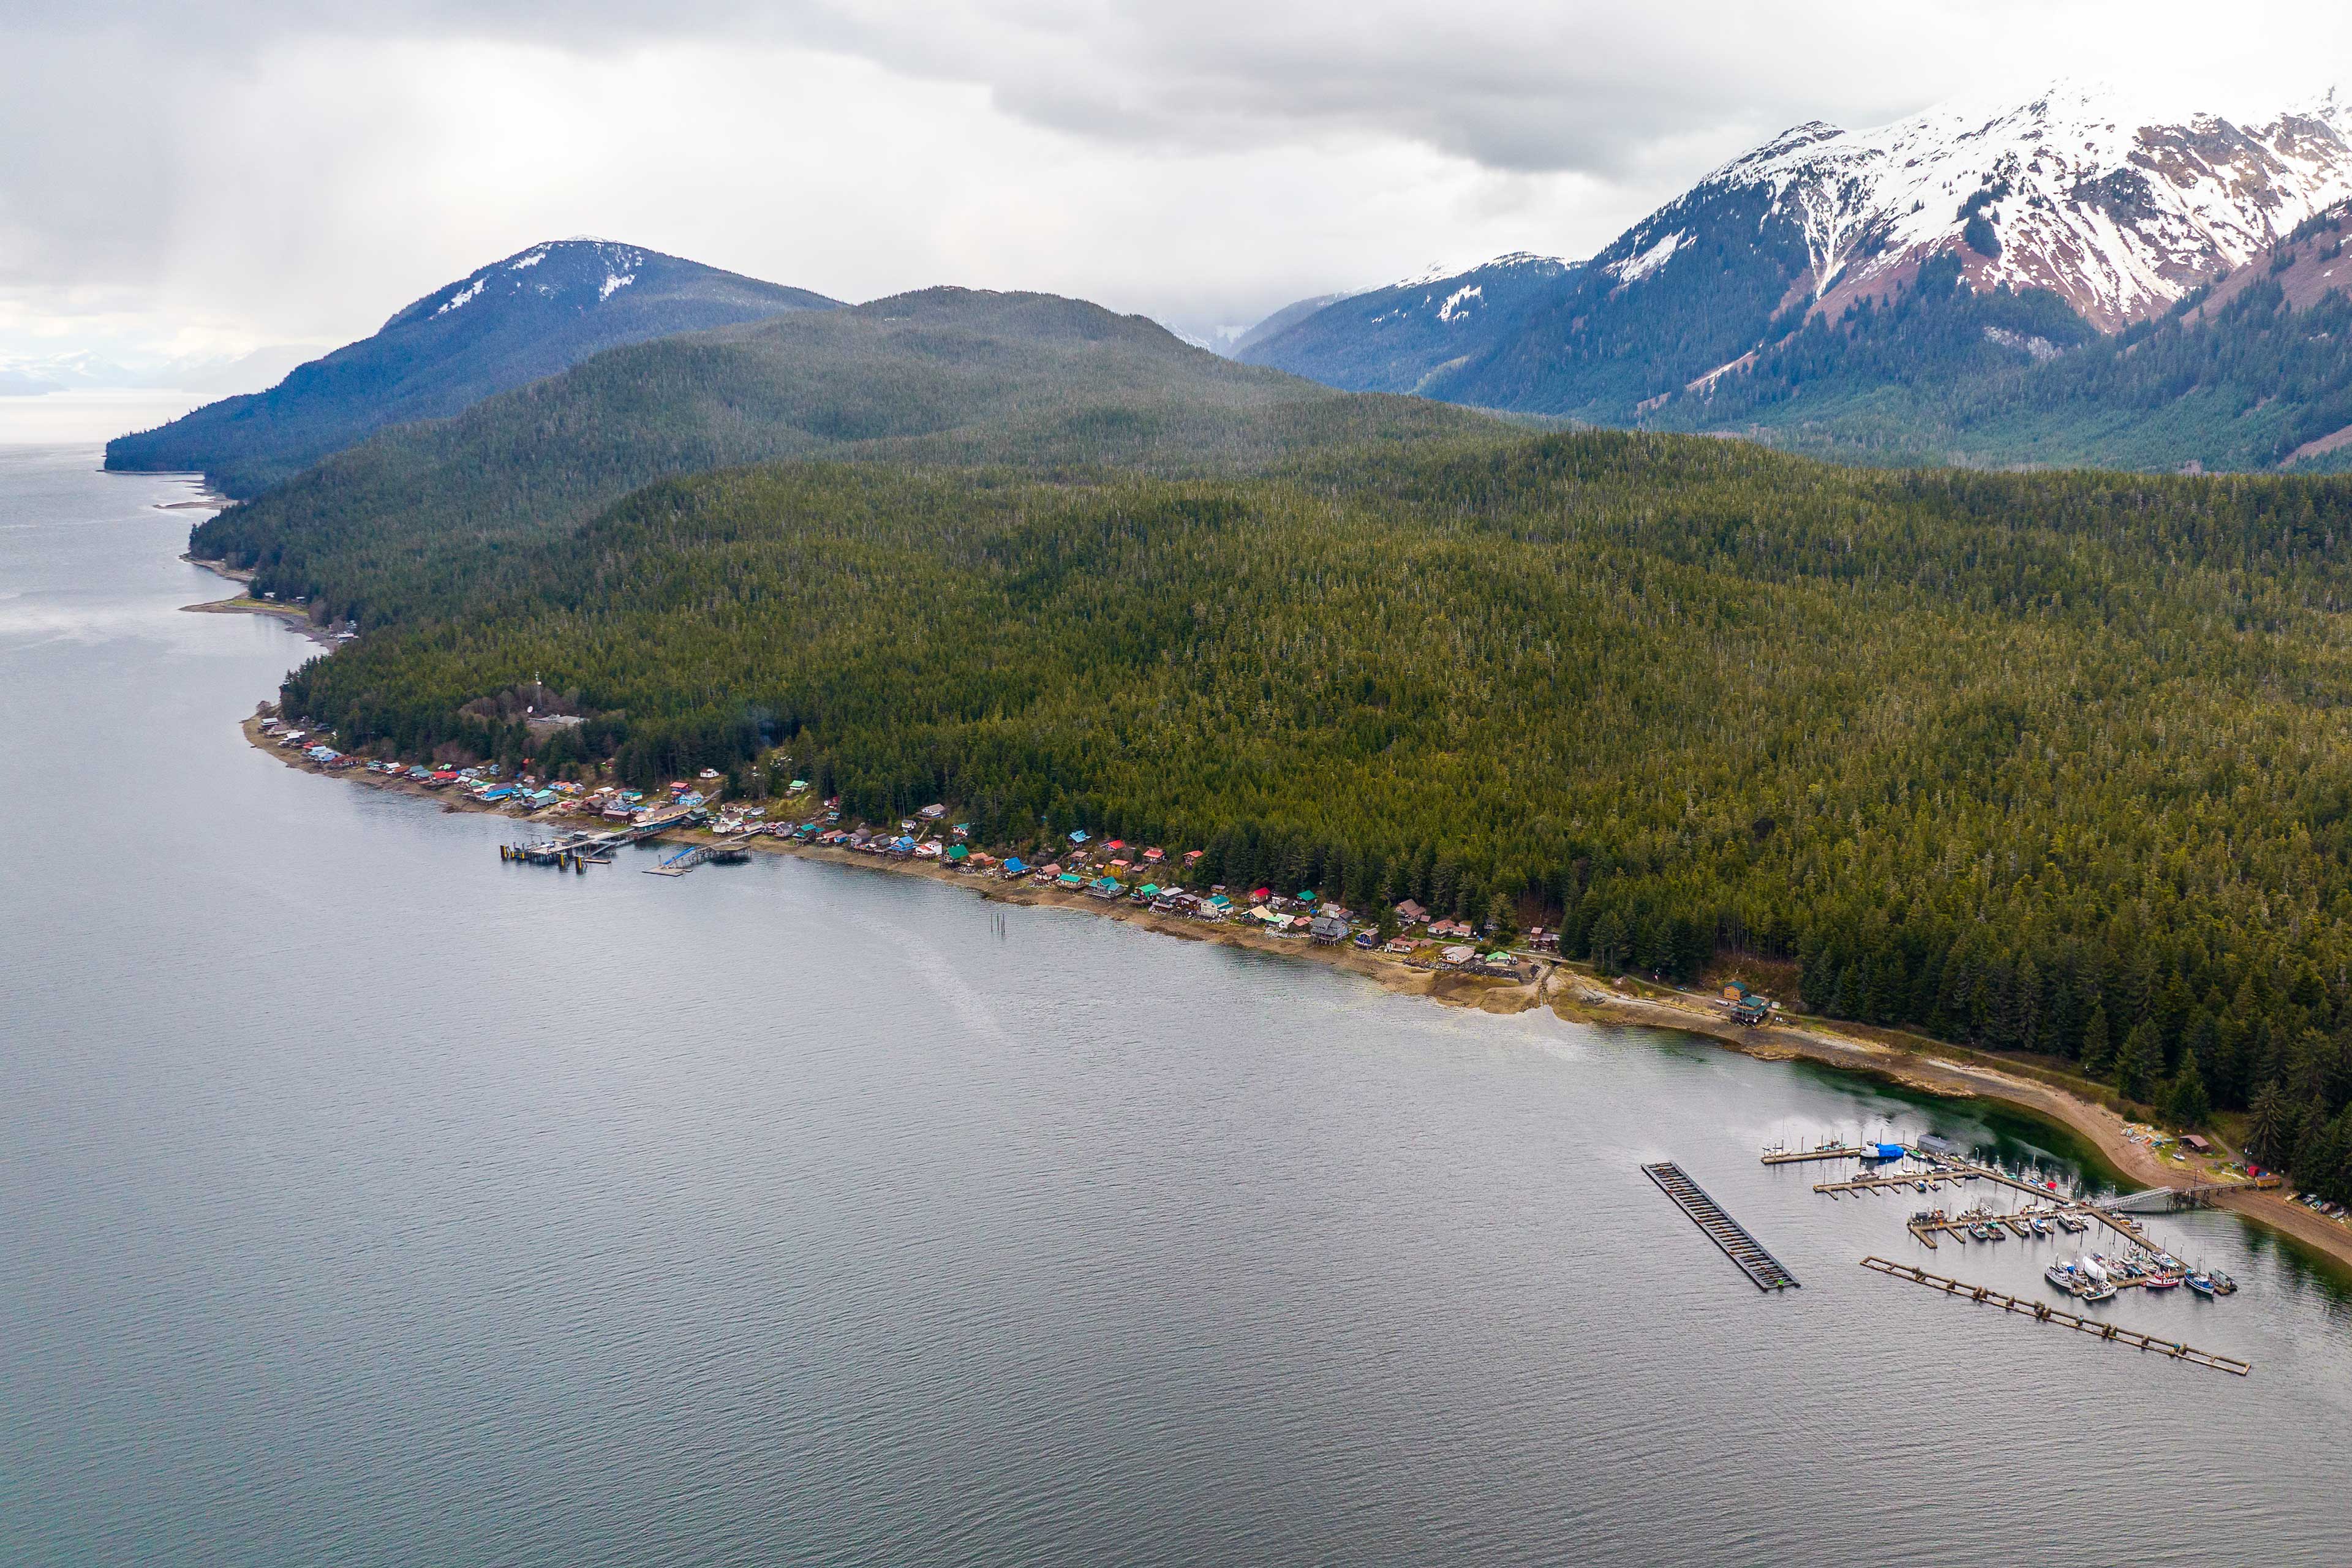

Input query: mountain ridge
[105,239,839,496]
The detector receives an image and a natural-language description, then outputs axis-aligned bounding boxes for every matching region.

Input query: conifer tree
[2164,1054,2211,1129]
[2116,1021,2164,1103]
[2078,1005,2113,1077]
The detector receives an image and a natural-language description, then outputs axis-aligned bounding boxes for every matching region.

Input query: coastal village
[260,716,1551,980]
[253,710,2352,1273]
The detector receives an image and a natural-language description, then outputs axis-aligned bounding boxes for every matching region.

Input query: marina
[1642,1161,1800,1291]
[1858,1258,2253,1377]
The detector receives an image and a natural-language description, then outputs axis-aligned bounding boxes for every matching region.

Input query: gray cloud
[2,0,2348,377]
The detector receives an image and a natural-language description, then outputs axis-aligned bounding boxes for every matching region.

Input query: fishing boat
[2144,1269,2184,1290]
[2056,1213,2088,1234]
[2080,1280,2117,1303]
[2045,1262,2086,1296]
[2209,1270,2238,1295]
[2186,1273,2217,1297]
[2030,1216,2052,1237]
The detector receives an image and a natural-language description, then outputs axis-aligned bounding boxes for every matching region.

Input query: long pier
[1644,1162,1800,1291]
[1858,1257,2250,1376]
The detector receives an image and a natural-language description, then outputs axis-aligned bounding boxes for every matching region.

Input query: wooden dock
[1814,1169,1969,1197]
[1643,1162,1800,1291]
[1760,1144,1870,1166]
[1858,1257,2250,1376]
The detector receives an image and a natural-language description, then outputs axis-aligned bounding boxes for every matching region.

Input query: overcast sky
[4,0,2350,375]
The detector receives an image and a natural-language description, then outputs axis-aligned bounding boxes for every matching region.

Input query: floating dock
[1759,1143,1872,1166]
[1643,1161,1800,1291]
[646,844,713,876]
[1858,1257,2250,1377]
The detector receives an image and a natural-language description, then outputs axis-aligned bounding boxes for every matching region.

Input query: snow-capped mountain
[1663,81,2352,331]
[1236,252,1584,394]
[108,239,840,496]
[1240,81,2352,423]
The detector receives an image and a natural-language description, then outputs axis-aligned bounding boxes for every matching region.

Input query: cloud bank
[3,1,2349,371]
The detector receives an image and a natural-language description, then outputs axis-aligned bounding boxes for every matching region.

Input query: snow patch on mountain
[435,278,487,315]
[1438,284,1483,322]
[1609,231,1686,285]
[600,272,636,302]
[1665,78,2352,329]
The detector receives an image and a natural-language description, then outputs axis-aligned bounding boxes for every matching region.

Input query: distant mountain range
[1235,254,1584,396]
[0,345,325,398]
[1243,81,2352,471]
[105,239,838,496]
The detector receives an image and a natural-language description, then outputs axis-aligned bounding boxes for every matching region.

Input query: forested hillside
[1657,229,2352,473]
[271,431,2352,1201]
[189,287,1501,625]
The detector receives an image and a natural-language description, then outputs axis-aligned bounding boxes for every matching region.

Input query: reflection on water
[6,445,2351,1567]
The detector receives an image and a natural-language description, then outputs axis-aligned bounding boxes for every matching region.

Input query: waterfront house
[1089,876,1123,900]
[1395,899,1428,924]
[1310,914,1349,944]
[1001,856,1029,877]
[1440,944,1476,968]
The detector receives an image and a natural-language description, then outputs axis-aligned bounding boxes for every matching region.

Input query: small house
[1310,914,1349,944]
[918,803,946,820]
[1395,899,1428,924]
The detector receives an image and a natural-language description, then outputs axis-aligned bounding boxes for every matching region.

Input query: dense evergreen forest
[256,430,2352,1202]
[1655,219,2352,476]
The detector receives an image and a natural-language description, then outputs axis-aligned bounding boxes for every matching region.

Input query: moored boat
[2186,1273,2216,1297]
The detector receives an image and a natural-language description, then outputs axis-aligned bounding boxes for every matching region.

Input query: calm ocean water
[5,443,2350,1565]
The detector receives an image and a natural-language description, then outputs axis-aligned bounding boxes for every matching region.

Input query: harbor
[1740,1131,2267,1372]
